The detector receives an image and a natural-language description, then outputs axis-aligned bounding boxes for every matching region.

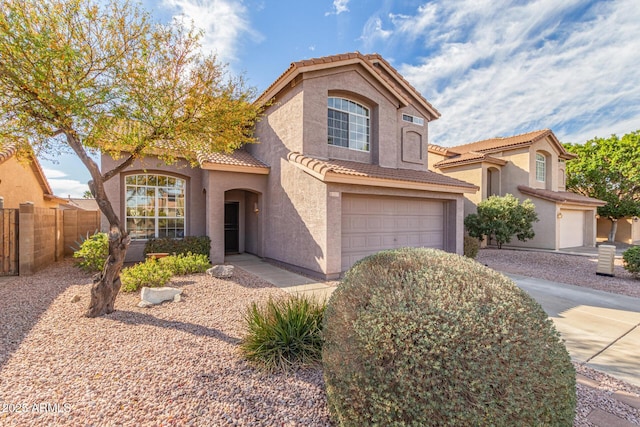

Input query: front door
[224,202,240,253]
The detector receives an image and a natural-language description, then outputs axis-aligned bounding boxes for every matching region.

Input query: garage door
[559,210,584,248]
[341,194,444,271]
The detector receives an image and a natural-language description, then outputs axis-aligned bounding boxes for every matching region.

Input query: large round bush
[323,247,575,426]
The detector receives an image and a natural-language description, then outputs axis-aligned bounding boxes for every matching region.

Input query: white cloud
[42,168,68,179]
[326,0,350,16]
[359,16,393,49]
[47,177,91,199]
[162,0,262,66]
[386,0,640,146]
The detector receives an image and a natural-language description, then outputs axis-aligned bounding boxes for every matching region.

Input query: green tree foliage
[464,194,539,248]
[0,0,261,317]
[564,131,640,242]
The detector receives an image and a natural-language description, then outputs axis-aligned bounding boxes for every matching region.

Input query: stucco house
[103,52,477,278]
[0,143,66,209]
[428,129,606,250]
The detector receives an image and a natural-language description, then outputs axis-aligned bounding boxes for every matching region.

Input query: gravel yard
[0,250,639,426]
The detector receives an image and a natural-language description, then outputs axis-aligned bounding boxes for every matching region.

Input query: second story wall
[255,61,433,172]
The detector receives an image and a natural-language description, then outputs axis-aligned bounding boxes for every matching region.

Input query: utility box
[596,244,616,277]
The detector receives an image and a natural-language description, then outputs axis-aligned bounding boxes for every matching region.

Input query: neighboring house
[0,143,66,209]
[60,197,99,211]
[103,52,477,278]
[428,129,606,250]
[597,217,640,245]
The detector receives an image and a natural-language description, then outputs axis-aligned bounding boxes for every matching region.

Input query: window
[125,174,186,240]
[536,153,546,182]
[328,97,370,151]
[402,113,424,126]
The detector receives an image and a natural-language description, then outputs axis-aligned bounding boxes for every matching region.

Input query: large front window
[125,174,186,240]
[536,153,546,182]
[328,97,370,151]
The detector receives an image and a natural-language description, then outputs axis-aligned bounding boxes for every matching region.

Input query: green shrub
[622,245,640,277]
[463,235,480,259]
[72,231,109,273]
[120,259,173,292]
[144,236,211,257]
[465,194,539,248]
[240,294,325,372]
[323,247,575,426]
[159,252,211,275]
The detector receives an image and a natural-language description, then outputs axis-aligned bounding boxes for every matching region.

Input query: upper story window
[125,174,186,240]
[402,113,424,126]
[535,153,546,182]
[328,97,370,152]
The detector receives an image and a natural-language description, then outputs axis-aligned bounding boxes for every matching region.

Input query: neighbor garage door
[559,209,584,248]
[341,194,444,271]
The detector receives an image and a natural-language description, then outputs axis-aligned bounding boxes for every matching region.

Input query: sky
[40,0,640,197]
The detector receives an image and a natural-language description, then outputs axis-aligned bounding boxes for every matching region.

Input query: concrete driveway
[509,274,640,387]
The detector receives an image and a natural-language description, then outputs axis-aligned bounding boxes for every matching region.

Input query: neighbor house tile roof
[256,52,440,119]
[288,152,477,193]
[447,129,576,160]
[518,185,606,206]
[434,151,508,168]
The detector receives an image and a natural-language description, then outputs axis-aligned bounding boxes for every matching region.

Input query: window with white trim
[125,174,186,240]
[328,97,370,151]
[535,153,546,182]
[402,113,424,126]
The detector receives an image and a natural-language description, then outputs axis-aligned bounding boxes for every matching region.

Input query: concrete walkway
[226,253,336,301]
[509,274,640,388]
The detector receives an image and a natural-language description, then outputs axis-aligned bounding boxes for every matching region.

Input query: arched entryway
[224,189,262,255]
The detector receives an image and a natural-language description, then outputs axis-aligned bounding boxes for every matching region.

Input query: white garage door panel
[559,210,584,248]
[341,195,445,271]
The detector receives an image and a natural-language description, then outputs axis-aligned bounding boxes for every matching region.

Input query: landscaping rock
[138,286,182,307]
[207,264,234,278]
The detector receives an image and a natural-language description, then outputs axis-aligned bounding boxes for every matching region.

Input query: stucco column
[325,190,342,278]
[18,202,35,276]
[207,183,225,265]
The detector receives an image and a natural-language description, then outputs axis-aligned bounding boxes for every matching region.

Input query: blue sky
[41,0,640,197]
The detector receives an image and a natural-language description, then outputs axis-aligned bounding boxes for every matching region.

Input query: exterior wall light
[557,212,563,219]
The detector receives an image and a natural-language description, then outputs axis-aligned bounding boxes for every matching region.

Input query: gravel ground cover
[1,251,639,426]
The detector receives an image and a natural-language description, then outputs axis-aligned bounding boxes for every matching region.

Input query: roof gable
[0,142,56,198]
[448,129,576,160]
[256,52,440,119]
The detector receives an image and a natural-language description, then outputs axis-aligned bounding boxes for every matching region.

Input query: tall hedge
[322,247,576,426]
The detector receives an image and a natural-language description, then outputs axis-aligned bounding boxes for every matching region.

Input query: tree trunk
[85,226,130,318]
[608,218,618,243]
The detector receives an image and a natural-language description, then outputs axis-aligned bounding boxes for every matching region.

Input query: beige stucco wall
[101,154,207,262]
[288,65,432,171]
[0,157,59,209]
[598,217,640,244]
[203,170,267,265]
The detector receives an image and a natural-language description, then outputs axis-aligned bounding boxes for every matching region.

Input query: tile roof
[256,52,440,119]
[198,149,268,169]
[288,152,477,193]
[0,142,18,163]
[517,185,606,207]
[434,151,508,168]
[447,129,576,160]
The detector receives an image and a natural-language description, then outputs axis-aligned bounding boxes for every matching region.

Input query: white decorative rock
[138,286,183,307]
[207,264,234,278]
